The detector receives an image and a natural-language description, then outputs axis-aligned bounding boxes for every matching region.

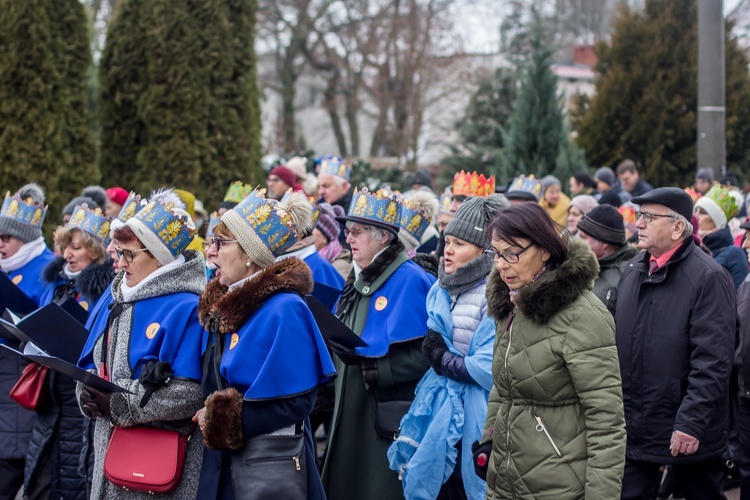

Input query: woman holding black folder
[194,189,335,500]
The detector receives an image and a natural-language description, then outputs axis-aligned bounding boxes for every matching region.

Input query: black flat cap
[631,187,693,221]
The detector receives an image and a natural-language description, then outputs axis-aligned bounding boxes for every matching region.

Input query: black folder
[305,295,368,349]
[311,281,343,312]
[0,303,89,364]
[25,354,131,394]
[59,297,89,325]
[0,272,38,316]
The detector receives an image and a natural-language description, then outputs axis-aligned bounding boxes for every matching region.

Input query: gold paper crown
[224,181,254,204]
[452,171,495,198]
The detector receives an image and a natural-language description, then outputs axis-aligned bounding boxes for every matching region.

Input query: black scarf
[438,253,493,296]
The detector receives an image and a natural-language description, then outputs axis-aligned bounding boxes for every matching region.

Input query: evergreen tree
[99,0,263,209]
[0,0,97,234]
[574,0,750,188]
[442,68,516,186]
[501,18,583,180]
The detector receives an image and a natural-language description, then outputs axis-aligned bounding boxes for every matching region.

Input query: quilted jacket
[481,239,626,499]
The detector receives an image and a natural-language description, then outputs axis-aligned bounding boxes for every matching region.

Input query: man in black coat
[616,188,736,500]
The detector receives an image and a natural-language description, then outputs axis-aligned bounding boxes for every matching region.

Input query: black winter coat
[0,348,34,460]
[616,238,736,464]
[736,275,750,398]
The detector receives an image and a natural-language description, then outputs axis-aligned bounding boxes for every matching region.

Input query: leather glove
[422,330,448,370]
[329,339,359,365]
[138,360,173,408]
[472,440,492,481]
[81,386,111,418]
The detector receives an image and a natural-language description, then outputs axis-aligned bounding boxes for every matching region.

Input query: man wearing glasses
[616,187,736,499]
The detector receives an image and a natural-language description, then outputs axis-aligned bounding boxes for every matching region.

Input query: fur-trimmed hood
[486,238,599,324]
[42,256,115,302]
[199,257,313,334]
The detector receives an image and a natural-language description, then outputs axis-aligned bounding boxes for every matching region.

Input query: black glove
[422,330,448,370]
[81,386,111,418]
[138,360,173,408]
[329,339,360,365]
[472,440,492,480]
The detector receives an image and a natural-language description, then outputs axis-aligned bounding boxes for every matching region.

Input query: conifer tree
[574,0,750,187]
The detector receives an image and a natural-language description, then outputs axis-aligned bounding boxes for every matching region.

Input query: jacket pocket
[534,415,562,457]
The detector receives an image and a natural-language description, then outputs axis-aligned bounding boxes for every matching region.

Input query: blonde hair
[53,226,107,263]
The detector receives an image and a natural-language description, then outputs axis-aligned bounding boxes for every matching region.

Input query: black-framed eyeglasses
[635,211,677,224]
[485,242,534,264]
[343,226,371,238]
[207,237,238,250]
[0,235,11,243]
[115,246,149,263]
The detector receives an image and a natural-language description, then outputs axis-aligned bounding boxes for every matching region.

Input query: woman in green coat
[475,203,626,499]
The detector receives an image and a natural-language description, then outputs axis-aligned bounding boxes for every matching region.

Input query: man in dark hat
[577,205,639,316]
[615,187,736,499]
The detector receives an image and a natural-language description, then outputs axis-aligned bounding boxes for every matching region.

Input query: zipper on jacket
[504,318,515,500]
[534,415,562,457]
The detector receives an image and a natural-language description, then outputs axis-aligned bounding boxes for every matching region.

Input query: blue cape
[220,292,336,400]
[388,281,495,500]
[77,283,114,370]
[7,248,56,307]
[355,259,435,357]
[305,251,344,311]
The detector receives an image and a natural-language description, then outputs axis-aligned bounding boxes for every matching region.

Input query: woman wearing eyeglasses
[195,190,335,500]
[475,203,626,499]
[76,199,207,499]
[388,194,508,500]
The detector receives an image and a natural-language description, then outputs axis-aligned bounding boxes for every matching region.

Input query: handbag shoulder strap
[100,302,128,373]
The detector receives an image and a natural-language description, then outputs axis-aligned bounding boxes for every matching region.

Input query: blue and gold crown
[507,175,542,200]
[116,192,145,223]
[229,189,300,260]
[318,155,351,181]
[346,188,402,233]
[0,192,47,229]
[128,200,197,264]
[439,188,452,214]
[399,200,431,247]
[68,204,111,245]
[206,212,221,238]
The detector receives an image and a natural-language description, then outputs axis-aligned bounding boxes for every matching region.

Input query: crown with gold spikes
[116,192,145,223]
[206,211,221,238]
[346,188,402,233]
[127,200,197,264]
[68,204,111,245]
[439,188,453,214]
[223,181,254,204]
[507,174,542,200]
[399,198,432,248]
[318,155,351,182]
[0,192,47,230]
[452,171,495,198]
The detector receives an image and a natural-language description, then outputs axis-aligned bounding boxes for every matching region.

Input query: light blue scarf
[388,280,495,500]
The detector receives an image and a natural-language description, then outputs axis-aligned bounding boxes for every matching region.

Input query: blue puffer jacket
[703,226,749,290]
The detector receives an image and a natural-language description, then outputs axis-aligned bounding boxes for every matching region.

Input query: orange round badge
[229,333,239,350]
[375,296,388,311]
[11,275,22,285]
[146,323,160,339]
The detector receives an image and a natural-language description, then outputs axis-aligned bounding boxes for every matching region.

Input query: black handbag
[373,399,412,440]
[231,429,307,500]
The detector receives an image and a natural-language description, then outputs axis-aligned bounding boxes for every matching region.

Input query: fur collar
[199,258,312,334]
[486,238,599,324]
[42,256,114,301]
[358,239,405,284]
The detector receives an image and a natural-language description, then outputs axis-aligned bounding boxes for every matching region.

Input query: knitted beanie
[444,194,510,248]
[286,157,309,180]
[270,166,297,187]
[62,196,98,219]
[316,203,344,242]
[540,175,561,193]
[569,195,599,216]
[577,205,626,246]
[695,167,714,183]
[82,186,108,211]
[594,167,616,187]
[0,183,46,242]
[106,187,129,207]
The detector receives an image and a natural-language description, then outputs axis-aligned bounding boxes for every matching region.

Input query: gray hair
[667,209,693,238]
[345,221,395,244]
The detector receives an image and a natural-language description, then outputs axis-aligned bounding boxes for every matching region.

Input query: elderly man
[577,204,639,317]
[317,156,353,247]
[321,189,435,500]
[616,187,736,500]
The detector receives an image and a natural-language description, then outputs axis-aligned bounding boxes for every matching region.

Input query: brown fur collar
[199,258,313,334]
[486,238,599,324]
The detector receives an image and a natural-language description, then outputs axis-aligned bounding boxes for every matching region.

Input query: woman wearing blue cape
[388,194,508,500]
[195,190,335,500]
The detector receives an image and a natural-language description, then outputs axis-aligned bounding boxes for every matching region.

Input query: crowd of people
[0,155,749,500]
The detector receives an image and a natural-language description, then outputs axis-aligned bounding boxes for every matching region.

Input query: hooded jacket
[481,239,626,499]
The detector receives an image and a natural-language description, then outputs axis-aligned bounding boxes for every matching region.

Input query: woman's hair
[211,221,249,258]
[53,226,107,263]
[112,225,157,261]
[487,203,569,267]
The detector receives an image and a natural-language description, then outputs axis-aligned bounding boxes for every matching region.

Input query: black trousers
[0,459,24,500]
[738,396,750,500]
[621,457,726,500]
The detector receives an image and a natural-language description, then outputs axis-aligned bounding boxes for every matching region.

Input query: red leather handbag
[9,362,49,411]
[104,425,190,494]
